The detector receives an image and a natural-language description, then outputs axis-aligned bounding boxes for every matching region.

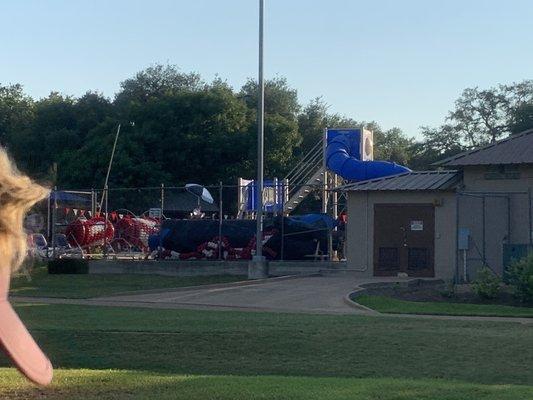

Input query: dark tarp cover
[155,214,336,260]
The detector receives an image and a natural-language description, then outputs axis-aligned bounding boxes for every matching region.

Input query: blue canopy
[50,191,91,206]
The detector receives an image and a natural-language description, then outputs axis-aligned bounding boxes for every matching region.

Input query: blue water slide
[325,130,410,181]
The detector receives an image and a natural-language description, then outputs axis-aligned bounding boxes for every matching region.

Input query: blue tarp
[149,213,337,260]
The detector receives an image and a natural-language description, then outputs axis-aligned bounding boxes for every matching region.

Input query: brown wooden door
[373,204,435,277]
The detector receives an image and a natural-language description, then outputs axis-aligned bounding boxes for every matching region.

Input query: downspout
[455,193,460,284]
[527,188,533,246]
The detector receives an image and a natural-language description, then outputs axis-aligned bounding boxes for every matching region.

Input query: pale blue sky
[1,0,532,138]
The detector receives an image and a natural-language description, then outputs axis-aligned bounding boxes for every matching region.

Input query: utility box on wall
[458,228,470,250]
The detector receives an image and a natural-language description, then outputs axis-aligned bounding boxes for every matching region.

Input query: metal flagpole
[248,0,267,278]
[255,0,265,261]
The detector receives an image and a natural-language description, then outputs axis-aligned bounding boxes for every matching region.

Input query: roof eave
[337,170,460,192]
[432,128,533,167]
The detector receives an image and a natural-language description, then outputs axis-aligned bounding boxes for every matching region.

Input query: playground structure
[38,128,409,261]
[237,127,409,218]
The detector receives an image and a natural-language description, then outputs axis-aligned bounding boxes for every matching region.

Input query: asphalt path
[12,275,533,323]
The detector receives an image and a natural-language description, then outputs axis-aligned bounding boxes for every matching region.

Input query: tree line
[1,64,531,190]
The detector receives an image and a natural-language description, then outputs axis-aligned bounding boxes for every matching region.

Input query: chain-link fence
[30,182,346,262]
[456,190,533,282]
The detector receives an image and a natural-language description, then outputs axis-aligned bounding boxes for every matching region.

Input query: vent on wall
[360,129,374,161]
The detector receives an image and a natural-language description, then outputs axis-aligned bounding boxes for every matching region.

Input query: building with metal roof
[341,129,533,283]
[434,128,533,166]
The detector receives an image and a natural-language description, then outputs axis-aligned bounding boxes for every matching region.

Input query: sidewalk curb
[343,288,380,315]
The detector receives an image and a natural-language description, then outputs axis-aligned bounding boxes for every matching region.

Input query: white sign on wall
[410,220,423,231]
[149,208,162,218]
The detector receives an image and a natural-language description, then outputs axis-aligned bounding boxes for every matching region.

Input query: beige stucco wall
[462,165,532,245]
[346,191,457,280]
[457,164,533,276]
[462,164,533,192]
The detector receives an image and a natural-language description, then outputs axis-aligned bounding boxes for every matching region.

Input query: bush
[472,267,501,300]
[507,254,533,303]
[48,258,89,274]
[439,281,456,298]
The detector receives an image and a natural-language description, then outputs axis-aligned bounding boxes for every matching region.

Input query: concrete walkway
[96,274,365,314]
[12,275,533,324]
[15,275,362,315]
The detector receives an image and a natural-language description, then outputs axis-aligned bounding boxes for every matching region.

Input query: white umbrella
[185,184,214,204]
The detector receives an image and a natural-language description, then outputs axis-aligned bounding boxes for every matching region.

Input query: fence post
[160,183,165,213]
[321,171,334,261]
[482,195,486,265]
[527,188,533,245]
[91,188,95,217]
[331,174,339,261]
[158,183,165,261]
[455,193,460,284]
[104,185,108,259]
[280,180,285,261]
[51,187,57,259]
[218,181,223,260]
[46,191,52,258]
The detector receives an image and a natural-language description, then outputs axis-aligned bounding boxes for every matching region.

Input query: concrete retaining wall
[269,261,346,276]
[88,259,347,277]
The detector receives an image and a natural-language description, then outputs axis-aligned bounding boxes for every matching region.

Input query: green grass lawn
[355,295,533,318]
[0,303,531,399]
[10,266,246,298]
[1,368,531,400]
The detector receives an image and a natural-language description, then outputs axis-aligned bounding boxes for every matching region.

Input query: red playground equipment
[114,216,159,252]
[65,216,115,248]
[65,214,159,253]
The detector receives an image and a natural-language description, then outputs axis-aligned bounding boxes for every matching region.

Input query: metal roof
[435,129,533,166]
[339,170,460,192]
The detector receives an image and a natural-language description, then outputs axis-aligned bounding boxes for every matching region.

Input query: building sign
[149,208,162,218]
[410,220,423,231]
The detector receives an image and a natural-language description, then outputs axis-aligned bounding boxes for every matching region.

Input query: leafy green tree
[424,80,533,152]
[510,102,533,133]
[8,92,79,178]
[297,97,329,154]
[75,92,114,140]
[240,77,302,177]
[60,78,253,191]
[449,87,510,145]
[374,127,414,166]
[2,66,420,190]
[0,84,34,147]
[296,98,361,153]
[240,77,300,118]
[115,64,203,111]
[260,113,300,177]
[407,124,465,169]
